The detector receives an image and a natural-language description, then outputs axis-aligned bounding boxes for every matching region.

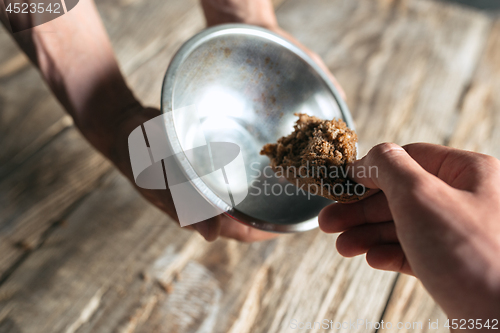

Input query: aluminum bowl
[161,24,354,233]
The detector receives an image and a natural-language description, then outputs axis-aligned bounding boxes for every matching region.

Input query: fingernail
[193,222,209,240]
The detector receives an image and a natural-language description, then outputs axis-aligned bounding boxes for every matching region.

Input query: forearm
[1,0,139,158]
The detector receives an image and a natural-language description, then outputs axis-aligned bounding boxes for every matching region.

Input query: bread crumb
[260,113,365,202]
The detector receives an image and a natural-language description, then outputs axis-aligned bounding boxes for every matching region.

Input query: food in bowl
[260,113,366,203]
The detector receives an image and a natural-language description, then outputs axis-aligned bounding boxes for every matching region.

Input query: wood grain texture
[278,0,491,329]
[0,0,202,279]
[0,171,272,333]
[100,0,287,104]
[278,0,491,156]
[0,46,29,78]
[0,172,189,333]
[0,0,282,235]
[0,169,394,333]
[0,32,71,179]
[124,0,287,108]
[380,17,500,333]
[448,20,500,158]
[381,275,449,333]
[0,128,111,277]
[0,0,496,332]
[0,0,199,178]
[124,7,205,107]
[246,234,395,333]
[0,0,286,170]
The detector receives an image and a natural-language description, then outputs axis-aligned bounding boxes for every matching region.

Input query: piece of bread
[260,113,366,203]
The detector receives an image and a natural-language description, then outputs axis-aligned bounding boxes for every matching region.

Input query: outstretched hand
[319,143,500,320]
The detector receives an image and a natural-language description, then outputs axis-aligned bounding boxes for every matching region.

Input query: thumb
[351,143,433,200]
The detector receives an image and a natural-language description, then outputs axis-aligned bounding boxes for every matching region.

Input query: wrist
[89,105,162,181]
[201,0,278,30]
[77,98,144,160]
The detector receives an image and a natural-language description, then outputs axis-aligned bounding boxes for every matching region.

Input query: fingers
[402,143,458,176]
[201,0,278,29]
[336,222,398,257]
[351,143,442,204]
[355,142,499,193]
[366,244,414,276]
[355,143,456,184]
[404,143,500,192]
[333,222,414,275]
[319,191,392,232]
[347,142,500,199]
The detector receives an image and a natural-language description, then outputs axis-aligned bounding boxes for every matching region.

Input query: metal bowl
[161,24,354,233]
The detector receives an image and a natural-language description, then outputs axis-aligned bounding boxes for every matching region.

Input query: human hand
[319,143,500,320]
[201,0,278,29]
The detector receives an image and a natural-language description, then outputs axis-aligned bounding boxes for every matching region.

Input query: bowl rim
[161,23,354,233]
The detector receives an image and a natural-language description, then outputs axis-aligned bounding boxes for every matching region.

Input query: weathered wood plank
[381,17,500,332]
[0,1,494,332]
[0,38,29,78]
[0,0,288,300]
[0,82,73,179]
[0,127,111,277]
[124,7,205,107]
[243,233,395,333]
[0,168,391,333]
[0,0,202,276]
[0,0,285,174]
[278,0,491,156]
[96,0,199,85]
[277,0,491,329]
[124,0,289,107]
[0,171,278,333]
[124,0,290,107]
[382,275,449,333]
[0,33,72,179]
[448,19,500,158]
[0,0,199,178]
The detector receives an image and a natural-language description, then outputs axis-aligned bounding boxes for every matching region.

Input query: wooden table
[0,0,498,332]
